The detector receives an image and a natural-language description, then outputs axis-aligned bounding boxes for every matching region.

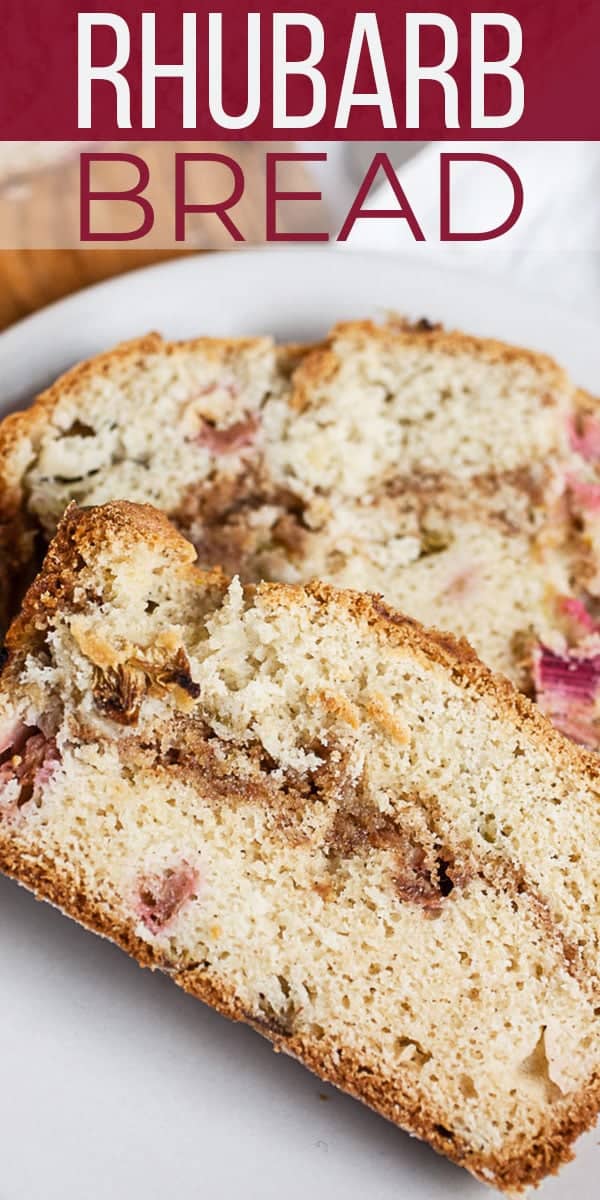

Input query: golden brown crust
[575,387,600,417]
[334,317,569,378]
[5,501,205,657]
[289,317,570,412]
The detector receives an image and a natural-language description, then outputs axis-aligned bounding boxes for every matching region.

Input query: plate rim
[1,244,599,351]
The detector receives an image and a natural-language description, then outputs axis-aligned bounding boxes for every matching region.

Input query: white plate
[1,249,599,1200]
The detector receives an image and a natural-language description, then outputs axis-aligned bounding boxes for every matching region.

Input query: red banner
[0,0,597,140]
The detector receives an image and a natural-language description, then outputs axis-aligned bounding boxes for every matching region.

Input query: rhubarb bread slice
[1,319,599,743]
[2,500,600,1192]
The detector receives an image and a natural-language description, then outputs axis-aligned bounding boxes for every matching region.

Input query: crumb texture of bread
[2,501,600,1193]
[1,319,599,748]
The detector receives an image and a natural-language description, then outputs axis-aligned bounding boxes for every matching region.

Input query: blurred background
[0,139,598,329]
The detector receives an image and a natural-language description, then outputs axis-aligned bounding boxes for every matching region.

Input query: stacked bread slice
[2,500,600,1192]
[1,319,600,744]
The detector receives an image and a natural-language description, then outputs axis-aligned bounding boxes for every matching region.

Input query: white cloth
[336,141,600,319]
